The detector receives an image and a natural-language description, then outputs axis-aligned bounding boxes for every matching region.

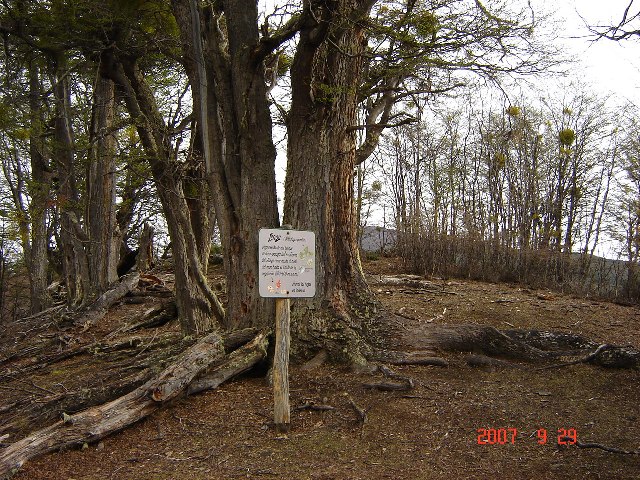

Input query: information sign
[258,228,316,298]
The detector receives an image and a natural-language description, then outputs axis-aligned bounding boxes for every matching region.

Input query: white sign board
[259,228,316,298]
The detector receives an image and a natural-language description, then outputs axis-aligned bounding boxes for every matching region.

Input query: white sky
[550,0,640,103]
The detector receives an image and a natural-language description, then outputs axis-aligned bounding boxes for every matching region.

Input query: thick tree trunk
[87,72,119,294]
[171,0,279,331]
[53,61,90,307]
[284,0,376,364]
[27,61,51,314]
[222,0,280,330]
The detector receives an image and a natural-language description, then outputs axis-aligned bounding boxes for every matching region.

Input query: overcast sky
[551,0,640,103]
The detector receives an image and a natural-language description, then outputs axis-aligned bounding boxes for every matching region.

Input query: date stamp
[476,428,578,445]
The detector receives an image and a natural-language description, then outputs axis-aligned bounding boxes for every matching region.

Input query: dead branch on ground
[0,331,269,479]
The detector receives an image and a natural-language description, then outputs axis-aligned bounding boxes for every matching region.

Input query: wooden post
[259,227,315,434]
[273,298,291,433]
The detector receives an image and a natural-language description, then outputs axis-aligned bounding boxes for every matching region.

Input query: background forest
[0,0,639,326]
[359,90,640,300]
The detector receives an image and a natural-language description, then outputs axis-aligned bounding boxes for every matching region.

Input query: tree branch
[254,12,304,62]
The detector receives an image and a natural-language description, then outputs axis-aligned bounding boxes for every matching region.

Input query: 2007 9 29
[477,428,577,445]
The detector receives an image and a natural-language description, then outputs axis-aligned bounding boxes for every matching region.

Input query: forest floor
[4,257,640,479]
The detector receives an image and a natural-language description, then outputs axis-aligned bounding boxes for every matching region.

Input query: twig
[134,329,159,358]
[424,308,447,323]
[294,402,335,412]
[346,394,368,425]
[563,438,640,455]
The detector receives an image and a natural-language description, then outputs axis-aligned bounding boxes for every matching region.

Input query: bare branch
[254,12,304,62]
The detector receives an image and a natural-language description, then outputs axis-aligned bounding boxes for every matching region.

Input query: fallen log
[74,273,140,328]
[0,329,263,441]
[148,333,224,402]
[0,369,151,440]
[0,331,269,479]
[126,289,173,298]
[187,332,269,395]
[222,328,261,353]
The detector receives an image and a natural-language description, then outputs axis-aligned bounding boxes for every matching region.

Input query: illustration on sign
[259,229,316,298]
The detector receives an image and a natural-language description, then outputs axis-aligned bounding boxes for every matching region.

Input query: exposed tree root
[363,381,413,391]
[300,350,329,371]
[346,394,368,425]
[370,349,449,367]
[538,343,640,370]
[465,354,526,370]
[503,330,599,351]
[294,402,335,412]
[362,365,415,392]
[399,322,640,369]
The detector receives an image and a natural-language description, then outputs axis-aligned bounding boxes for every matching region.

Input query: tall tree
[170,0,291,331]
[27,60,53,312]
[285,0,377,364]
[283,0,555,362]
[86,70,119,294]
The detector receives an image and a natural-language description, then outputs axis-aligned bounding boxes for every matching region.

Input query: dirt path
[8,258,640,479]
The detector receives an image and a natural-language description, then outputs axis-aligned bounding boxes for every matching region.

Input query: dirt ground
[6,257,640,479]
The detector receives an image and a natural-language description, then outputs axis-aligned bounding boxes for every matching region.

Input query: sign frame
[258,228,316,298]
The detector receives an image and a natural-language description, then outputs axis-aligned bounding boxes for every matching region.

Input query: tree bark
[222,0,280,330]
[171,0,280,330]
[53,58,90,307]
[27,61,51,314]
[284,0,377,364]
[87,69,119,294]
